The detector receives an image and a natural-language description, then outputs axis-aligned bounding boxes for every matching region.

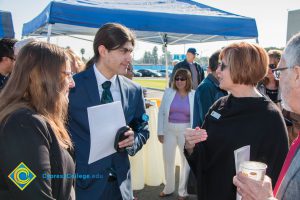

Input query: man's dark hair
[86,23,135,68]
[0,38,17,61]
[209,50,221,72]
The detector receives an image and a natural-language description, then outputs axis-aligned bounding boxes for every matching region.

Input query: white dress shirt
[93,64,121,102]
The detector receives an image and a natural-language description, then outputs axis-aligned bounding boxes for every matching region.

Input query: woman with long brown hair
[0,41,75,199]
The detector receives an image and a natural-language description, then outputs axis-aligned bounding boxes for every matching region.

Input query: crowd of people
[0,22,300,200]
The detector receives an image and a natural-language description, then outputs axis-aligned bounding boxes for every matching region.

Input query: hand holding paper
[87,101,126,164]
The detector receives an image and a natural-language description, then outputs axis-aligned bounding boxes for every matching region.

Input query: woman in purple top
[157,69,195,200]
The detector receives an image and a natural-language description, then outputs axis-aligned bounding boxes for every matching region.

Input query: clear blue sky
[1,0,300,59]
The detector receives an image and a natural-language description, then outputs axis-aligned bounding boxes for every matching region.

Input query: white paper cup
[239,161,267,181]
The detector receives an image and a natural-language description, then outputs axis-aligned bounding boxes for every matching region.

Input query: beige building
[287,9,300,42]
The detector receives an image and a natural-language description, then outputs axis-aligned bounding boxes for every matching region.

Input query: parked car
[137,69,162,77]
[132,70,142,77]
[157,69,172,77]
[201,65,208,71]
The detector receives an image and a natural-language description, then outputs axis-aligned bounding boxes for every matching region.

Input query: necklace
[180,95,186,100]
[177,92,187,100]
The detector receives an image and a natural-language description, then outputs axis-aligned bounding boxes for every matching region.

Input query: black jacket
[193,74,227,128]
[0,108,75,200]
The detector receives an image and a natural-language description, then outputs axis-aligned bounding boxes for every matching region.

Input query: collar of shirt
[0,73,9,79]
[93,64,117,89]
[207,73,220,87]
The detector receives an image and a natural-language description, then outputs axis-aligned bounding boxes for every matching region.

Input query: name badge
[210,111,221,119]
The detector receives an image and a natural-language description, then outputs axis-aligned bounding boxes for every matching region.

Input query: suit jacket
[0,108,75,200]
[68,66,149,200]
[170,59,205,87]
[276,147,300,199]
[157,88,195,135]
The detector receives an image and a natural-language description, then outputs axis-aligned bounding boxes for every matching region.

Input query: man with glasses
[0,38,17,90]
[233,32,300,200]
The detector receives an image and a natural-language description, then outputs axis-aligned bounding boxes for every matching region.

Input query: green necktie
[100,81,113,104]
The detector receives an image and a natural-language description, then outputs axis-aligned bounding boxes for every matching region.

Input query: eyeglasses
[272,67,289,79]
[62,71,75,79]
[7,56,16,61]
[218,62,228,71]
[175,77,187,81]
[269,64,277,70]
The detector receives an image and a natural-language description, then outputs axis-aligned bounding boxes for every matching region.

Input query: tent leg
[164,34,169,88]
[165,45,169,86]
[47,24,52,43]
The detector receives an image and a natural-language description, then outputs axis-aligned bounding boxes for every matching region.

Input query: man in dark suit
[170,48,205,89]
[68,23,149,200]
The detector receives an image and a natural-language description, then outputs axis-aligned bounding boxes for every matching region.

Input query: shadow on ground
[133,167,197,200]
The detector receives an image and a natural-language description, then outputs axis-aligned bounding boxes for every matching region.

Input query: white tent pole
[165,45,168,80]
[163,34,169,88]
[47,24,52,43]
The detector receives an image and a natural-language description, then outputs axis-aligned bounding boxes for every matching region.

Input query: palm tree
[80,48,85,60]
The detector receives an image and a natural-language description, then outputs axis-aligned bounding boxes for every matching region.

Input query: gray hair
[14,38,38,56]
[283,32,300,68]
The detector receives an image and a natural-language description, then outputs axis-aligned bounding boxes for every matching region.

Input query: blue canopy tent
[22,0,258,80]
[22,0,258,43]
[0,10,15,39]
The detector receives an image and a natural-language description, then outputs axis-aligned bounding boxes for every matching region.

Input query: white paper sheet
[234,145,250,200]
[234,145,250,173]
[87,101,126,164]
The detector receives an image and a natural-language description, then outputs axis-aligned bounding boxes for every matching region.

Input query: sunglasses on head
[269,64,277,69]
[175,77,187,81]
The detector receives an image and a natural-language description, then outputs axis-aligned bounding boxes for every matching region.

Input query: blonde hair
[66,48,85,73]
[268,49,282,62]
[0,41,72,149]
[220,42,268,85]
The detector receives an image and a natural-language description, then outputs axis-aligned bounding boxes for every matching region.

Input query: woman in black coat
[184,42,288,200]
